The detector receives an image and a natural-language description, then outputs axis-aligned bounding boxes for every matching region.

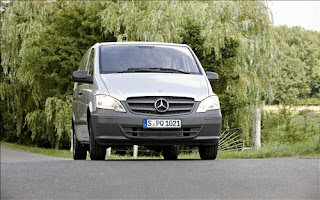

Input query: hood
[100,73,210,101]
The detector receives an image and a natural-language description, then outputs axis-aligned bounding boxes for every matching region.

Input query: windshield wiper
[117,67,190,74]
[117,68,156,73]
[149,68,190,74]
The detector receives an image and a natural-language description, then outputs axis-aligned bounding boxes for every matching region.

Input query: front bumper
[91,107,222,146]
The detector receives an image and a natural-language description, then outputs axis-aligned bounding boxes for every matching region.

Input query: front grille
[122,127,200,138]
[127,96,194,115]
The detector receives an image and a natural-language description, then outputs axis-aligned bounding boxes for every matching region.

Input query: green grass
[2,139,319,160]
[217,140,320,159]
[106,154,162,160]
[178,140,320,159]
[1,141,73,159]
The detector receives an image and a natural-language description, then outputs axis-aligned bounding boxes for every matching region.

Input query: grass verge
[1,141,73,159]
[217,140,320,159]
[1,139,319,160]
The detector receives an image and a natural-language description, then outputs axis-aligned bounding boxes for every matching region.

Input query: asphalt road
[1,146,319,200]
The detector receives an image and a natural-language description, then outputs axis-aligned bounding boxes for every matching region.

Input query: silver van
[72,42,222,160]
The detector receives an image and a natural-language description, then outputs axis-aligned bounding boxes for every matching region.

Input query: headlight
[196,96,220,113]
[96,95,126,112]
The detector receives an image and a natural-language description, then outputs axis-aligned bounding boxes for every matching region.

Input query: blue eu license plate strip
[143,119,148,128]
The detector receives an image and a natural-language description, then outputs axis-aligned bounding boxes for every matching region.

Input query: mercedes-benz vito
[72,42,222,160]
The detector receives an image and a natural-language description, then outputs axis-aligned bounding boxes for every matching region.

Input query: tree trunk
[55,135,59,150]
[17,111,25,145]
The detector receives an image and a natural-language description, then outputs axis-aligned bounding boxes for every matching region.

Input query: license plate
[143,119,181,128]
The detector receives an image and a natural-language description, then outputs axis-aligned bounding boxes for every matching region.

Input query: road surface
[1,145,319,199]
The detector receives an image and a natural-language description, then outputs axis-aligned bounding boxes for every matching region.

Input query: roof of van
[95,42,188,47]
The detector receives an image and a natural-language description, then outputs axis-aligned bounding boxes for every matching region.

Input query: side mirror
[206,71,218,83]
[72,70,93,83]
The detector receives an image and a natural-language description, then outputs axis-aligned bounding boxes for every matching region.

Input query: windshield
[99,45,201,74]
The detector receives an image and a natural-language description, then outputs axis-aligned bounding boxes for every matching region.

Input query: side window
[76,49,90,87]
[87,48,95,75]
[79,50,90,71]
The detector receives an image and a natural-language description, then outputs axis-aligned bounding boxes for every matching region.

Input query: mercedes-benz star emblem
[154,98,169,113]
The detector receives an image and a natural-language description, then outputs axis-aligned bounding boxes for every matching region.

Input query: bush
[261,107,319,144]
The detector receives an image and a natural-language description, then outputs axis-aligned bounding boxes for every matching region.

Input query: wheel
[89,119,106,160]
[199,144,218,160]
[162,145,179,160]
[72,121,87,160]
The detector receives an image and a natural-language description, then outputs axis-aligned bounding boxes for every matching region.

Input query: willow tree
[0,1,106,148]
[99,1,275,144]
[1,1,56,145]
[1,1,275,147]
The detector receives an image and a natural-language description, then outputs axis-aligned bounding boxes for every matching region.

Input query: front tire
[162,145,179,160]
[199,144,218,160]
[89,119,106,160]
[72,121,87,160]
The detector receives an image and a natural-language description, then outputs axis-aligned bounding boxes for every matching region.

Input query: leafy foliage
[0,1,112,148]
[273,26,320,104]
[4,1,312,149]
[262,109,319,144]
